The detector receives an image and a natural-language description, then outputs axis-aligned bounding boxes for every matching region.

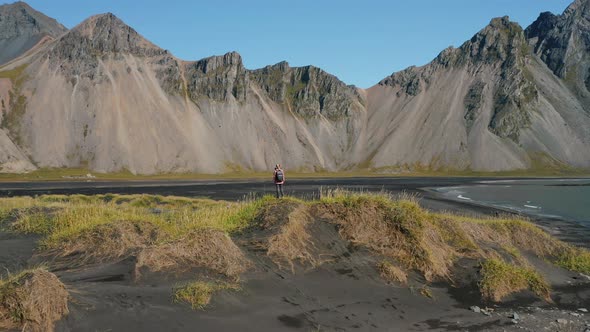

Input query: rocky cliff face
[0,2,67,65]
[463,17,538,142]
[526,0,590,79]
[379,17,538,143]
[0,1,588,174]
[526,0,590,106]
[251,62,363,120]
[184,52,248,102]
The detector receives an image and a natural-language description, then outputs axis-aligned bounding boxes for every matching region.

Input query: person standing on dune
[273,164,285,198]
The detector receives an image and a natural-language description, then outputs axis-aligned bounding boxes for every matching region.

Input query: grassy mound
[0,268,68,332]
[479,259,551,302]
[45,221,162,266]
[316,190,449,280]
[314,189,590,300]
[4,194,261,277]
[174,281,240,310]
[247,199,319,272]
[556,247,590,274]
[136,229,249,279]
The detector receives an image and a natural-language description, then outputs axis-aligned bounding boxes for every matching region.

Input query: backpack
[275,170,284,182]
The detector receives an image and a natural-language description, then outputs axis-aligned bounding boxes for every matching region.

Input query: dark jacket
[273,168,285,185]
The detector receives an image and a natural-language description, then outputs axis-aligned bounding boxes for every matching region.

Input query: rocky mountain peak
[271,61,290,71]
[462,16,527,65]
[379,16,527,96]
[0,1,67,40]
[45,12,166,77]
[526,12,559,41]
[0,1,67,64]
[379,16,536,143]
[62,12,161,55]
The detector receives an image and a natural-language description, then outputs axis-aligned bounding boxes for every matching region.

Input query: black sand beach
[1,177,589,332]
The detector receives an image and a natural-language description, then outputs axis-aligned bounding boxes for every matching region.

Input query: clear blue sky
[16,0,574,88]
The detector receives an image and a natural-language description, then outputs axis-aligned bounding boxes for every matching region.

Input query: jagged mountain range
[0,0,589,174]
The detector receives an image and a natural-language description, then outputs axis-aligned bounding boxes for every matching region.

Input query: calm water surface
[433,179,590,226]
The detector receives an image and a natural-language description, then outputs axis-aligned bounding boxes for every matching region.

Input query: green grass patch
[173,281,240,310]
[479,258,550,302]
[0,65,28,87]
[0,64,29,145]
[5,194,276,249]
[556,248,590,275]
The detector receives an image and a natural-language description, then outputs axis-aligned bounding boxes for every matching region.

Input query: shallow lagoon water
[434,178,590,226]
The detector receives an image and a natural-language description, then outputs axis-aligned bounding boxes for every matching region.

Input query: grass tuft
[556,247,590,275]
[478,258,551,302]
[420,286,434,299]
[266,205,317,272]
[173,281,240,310]
[0,267,68,332]
[377,261,408,285]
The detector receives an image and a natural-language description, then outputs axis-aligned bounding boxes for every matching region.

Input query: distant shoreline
[421,180,590,249]
[0,168,589,183]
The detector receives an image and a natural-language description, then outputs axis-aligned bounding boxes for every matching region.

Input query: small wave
[457,195,472,201]
[477,180,516,184]
[524,205,541,209]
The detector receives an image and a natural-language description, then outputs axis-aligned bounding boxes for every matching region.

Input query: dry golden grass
[419,286,434,299]
[38,221,250,279]
[0,268,68,332]
[136,229,250,279]
[44,221,162,267]
[316,191,454,281]
[377,261,408,285]
[266,205,317,272]
[312,189,590,303]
